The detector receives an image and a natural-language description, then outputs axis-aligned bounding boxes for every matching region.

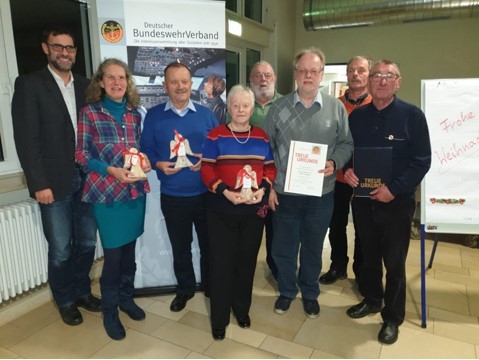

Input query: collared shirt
[47,65,77,141]
[165,99,197,117]
[294,90,323,109]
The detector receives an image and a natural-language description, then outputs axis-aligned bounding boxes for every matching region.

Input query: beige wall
[293,0,479,106]
[262,0,296,95]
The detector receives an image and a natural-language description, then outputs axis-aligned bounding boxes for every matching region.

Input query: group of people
[11,25,431,346]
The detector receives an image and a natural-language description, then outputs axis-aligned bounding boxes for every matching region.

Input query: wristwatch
[329,159,337,171]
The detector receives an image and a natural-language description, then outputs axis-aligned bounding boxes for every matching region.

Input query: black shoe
[170,293,194,312]
[59,304,83,326]
[302,298,320,319]
[346,299,382,319]
[76,294,102,312]
[319,269,347,285]
[235,314,251,328]
[212,327,225,341]
[378,322,399,344]
[274,295,293,315]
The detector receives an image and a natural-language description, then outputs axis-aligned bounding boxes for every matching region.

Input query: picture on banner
[127,46,226,111]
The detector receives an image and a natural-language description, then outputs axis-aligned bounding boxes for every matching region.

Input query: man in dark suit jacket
[12,26,100,326]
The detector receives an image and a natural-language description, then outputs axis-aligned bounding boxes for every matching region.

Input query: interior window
[226,50,240,94]
[10,0,91,77]
[244,0,262,23]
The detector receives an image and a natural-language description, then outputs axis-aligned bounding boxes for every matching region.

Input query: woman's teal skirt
[93,196,146,249]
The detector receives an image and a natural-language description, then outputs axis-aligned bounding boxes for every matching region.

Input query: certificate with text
[284,141,328,197]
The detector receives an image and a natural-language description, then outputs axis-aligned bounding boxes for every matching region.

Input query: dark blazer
[12,67,90,201]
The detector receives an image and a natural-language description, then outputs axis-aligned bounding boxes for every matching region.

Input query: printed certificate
[284,140,328,197]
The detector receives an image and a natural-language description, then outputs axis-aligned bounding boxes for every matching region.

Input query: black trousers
[161,193,209,295]
[353,196,415,325]
[207,211,264,329]
[328,181,362,277]
[264,211,277,277]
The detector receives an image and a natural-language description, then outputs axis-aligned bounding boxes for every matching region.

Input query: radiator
[0,199,103,304]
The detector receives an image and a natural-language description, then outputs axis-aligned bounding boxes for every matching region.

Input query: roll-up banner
[94,0,226,292]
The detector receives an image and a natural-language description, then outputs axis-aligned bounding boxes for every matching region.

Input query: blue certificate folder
[353,147,392,197]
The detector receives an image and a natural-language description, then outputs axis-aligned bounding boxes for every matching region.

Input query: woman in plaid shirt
[75,58,150,341]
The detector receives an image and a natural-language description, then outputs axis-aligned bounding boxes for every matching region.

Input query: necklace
[229,125,251,144]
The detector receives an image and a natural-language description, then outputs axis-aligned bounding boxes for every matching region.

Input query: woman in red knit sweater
[201,85,277,340]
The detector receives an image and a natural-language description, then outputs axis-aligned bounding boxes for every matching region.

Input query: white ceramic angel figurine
[234,165,258,201]
[123,147,147,179]
[170,130,194,168]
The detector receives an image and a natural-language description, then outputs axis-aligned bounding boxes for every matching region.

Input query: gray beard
[253,87,274,100]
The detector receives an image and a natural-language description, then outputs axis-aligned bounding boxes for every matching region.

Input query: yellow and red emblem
[101,21,124,43]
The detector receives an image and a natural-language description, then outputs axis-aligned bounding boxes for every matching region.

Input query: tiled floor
[1,225,479,358]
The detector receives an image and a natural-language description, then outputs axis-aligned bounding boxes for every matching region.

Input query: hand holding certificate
[284,140,328,197]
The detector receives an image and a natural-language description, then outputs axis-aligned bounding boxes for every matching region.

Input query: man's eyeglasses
[47,43,77,53]
[295,68,323,77]
[253,72,274,80]
[370,73,399,82]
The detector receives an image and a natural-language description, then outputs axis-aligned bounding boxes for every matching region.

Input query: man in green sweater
[249,60,282,279]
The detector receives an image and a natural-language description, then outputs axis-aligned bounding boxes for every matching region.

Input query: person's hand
[370,185,395,203]
[35,188,54,204]
[319,160,335,177]
[189,154,202,172]
[108,166,138,183]
[156,161,181,176]
[344,168,359,187]
[141,154,152,173]
[245,188,266,204]
[268,188,279,211]
[223,189,247,205]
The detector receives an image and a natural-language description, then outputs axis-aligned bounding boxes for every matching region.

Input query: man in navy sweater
[343,60,431,344]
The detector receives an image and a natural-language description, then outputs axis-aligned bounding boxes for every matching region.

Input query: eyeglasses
[104,74,127,82]
[47,43,77,53]
[370,73,399,82]
[295,68,323,77]
[253,72,274,80]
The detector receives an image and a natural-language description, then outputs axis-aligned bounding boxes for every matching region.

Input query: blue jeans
[39,169,97,307]
[272,191,334,300]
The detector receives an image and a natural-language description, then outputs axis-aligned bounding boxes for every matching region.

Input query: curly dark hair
[85,58,140,107]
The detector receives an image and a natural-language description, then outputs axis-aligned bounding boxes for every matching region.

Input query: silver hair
[227,84,255,108]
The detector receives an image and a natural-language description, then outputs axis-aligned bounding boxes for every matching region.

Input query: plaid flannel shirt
[76,102,150,203]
